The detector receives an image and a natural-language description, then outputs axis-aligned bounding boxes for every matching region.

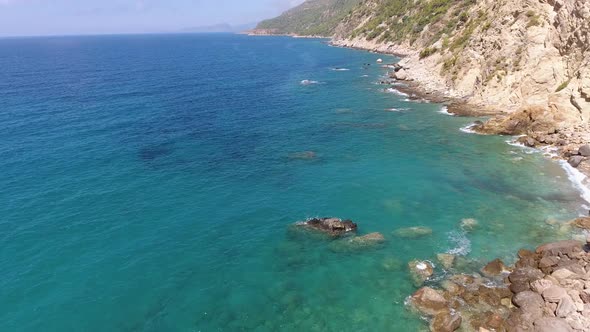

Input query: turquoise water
[0,34,585,331]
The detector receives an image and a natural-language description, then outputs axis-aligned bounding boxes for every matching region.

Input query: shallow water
[0,34,586,331]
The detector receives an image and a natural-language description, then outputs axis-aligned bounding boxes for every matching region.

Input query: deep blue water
[0,34,585,331]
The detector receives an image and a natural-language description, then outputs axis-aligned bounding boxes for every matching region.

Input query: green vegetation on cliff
[255,0,361,36]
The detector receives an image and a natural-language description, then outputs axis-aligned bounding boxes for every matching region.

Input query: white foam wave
[300,80,320,85]
[385,88,409,97]
[447,231,471,256]
[386,107,409,112]
[460,123,478,134]
[438,106,454,116]
[559,160,590,204]
[503,136,590,205]
[331,68,350,71]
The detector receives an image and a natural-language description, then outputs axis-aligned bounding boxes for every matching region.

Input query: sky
[0,0,306,36]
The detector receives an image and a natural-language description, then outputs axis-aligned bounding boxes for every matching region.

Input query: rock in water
[568,155,584,168]
[329,232,385,252]
[409,287,449,316]
[430,310,462,332]
[460,218,478,231]
[570,216,590,230]
[481,258,509,277]
[436,253,456,270]
[296,217,357,236]
[347,232,385,246]
[409,260,434,286]
[393,226,433,238]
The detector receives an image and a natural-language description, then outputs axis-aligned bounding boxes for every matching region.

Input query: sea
[0,33,587,331]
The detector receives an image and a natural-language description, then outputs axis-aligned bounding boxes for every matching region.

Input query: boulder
[481,258,508,277]
[408,260,435,286]
[570,217,590,230]
[539,256,560,270]
[298,217,357,236]
[517,136,537,147]
[578,144,590,156]
[532,317,573,332]
[513,291,545,318]
[508,267,545,293]
[543,286,568,303]
[430,310,462,332]
[409,287,449,316]
[555,296,576,318]
[568,155,584,167]
[393,226,433,238]
[535,240,583,257]
[437,253,456,270]
[580,290,590,304]
[531,279,554,294]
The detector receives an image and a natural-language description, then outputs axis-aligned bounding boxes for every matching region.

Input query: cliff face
[332,0,590,134]
[257,0,590,133]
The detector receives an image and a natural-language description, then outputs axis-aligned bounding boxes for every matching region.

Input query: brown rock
[508,267,544,293]
[299,217,357,236]
[555,296,576,318]
[513,291,544,318]
[410,287,449,316]
[430,310,462,332]
[518,249,535,259]
[570,217,590,230]
[539,256,560,269]
[578,144,590,156]
[408,260,434,286]
[580,290,590,304]
[531,279,554,294]
[536,240,583,257]
[543,286,568,303]
[481,258,508,277]
[568,155,584,167]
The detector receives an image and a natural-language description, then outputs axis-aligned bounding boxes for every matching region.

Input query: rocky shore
[408,220,590,332]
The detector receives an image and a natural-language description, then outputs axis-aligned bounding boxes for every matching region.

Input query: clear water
[0,34,585,331]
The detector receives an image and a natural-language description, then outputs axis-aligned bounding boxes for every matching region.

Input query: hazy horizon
[0,0,305,37]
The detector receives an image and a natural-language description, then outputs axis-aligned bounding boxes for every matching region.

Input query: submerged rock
[287,151,317,160]
[296,217,357,236]
[393,226,433,239]
[430,310,462,332]
[408,260,435,286]
[329,232,385,252]
[436,253,456,270]
[459,218,478,231]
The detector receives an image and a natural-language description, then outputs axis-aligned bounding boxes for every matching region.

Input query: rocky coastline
[408,233,590,332]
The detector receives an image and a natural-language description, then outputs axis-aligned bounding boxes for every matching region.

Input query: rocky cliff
[334,0,590,136]
[257,0,590,141]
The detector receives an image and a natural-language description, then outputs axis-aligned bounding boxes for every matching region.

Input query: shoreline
[329,38,590,202]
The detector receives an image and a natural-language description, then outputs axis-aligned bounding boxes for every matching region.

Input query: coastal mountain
[256,0,590,145]
[253,0,362,36]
